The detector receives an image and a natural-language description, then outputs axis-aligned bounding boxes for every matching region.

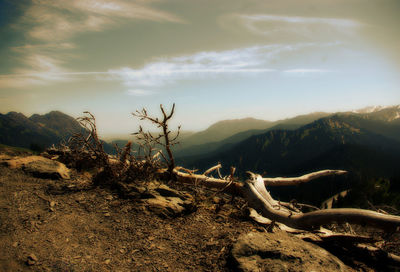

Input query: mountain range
[0,111,119,153]
[1,106,400,205]
[173,112,330,157]
[0,111,85,151]
[173,105,400,205]
[1,106,400,174]
[181,111,400,175]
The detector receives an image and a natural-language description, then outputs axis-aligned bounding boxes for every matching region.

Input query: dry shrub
[55,111,164,186]
[132,103,180,175]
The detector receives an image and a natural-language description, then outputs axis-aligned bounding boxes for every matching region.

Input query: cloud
[0,54,72,88]
[126,89,157,96]
[1,0,183,88]
[22,0,183,42]
[242,14,361,28]
[107,44,322,88]
[221,14,363,41]
[107,42,337,89]
[0,43,334,89]
[11,43,76,52]
[283,68,330,74]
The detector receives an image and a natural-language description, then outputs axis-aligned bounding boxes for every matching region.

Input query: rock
[26,253,38,266]
[142,184,195,218]
[230,231,352,272]
[154,184,182,198]
[0,154,13,161]
[1,155,70,179]
[105,195,113,201]
[212,196,223,204]
[23,159,70,179]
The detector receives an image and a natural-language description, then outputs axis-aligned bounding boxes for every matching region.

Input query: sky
[1,0,400,136]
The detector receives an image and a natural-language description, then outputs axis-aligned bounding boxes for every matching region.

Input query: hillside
[178,114,400,205]
[174,112,330,157]
[0,156,253,271]
[29,111,86,139]
[179,118,273,148]
[2,107,400,271]
[178,114,400,203]
[178,106,400,172]
[0,111,115,153]
[0,112,60,150]
[1,149,399,271]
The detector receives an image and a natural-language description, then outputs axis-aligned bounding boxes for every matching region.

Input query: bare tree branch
[203,163,222,176]
[263,170,348,186]
[132,103,180,176]
[243,173,400,231]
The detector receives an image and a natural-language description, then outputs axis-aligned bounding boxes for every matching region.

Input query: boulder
[231,231,352,272]
[1,155,70,179]
[142,183,195,218]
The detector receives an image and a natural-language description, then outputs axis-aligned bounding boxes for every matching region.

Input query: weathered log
[263,169,348,186]
[355,244,400,265]
[249,207,400,268]
[243,173,400,231]
[173,166,400,231]
[203,163,222,176]
[174,167,347,191]
[173,167,243,194]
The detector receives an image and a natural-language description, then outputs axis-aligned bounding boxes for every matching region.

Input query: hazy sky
[1,0,400,135]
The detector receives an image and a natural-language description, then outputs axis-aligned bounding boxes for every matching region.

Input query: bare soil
[0,148,399,272]
[0,163,259,272]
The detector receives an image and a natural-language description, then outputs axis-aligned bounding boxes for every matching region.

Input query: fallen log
[243,173,400,231]
[263,169,348,186]
[172,167,243,194]
[173,166,400,231]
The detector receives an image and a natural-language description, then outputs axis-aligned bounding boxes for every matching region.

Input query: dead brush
[63,111,164,186]
[132,103,180,176]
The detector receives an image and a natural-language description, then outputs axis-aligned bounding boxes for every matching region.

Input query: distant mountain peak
[352,105,400,114]
[349,105,400,122]
[352,106,383,114]
[209,117,270,127]
[6,111,27,118]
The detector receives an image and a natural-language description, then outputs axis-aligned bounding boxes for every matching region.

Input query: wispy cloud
[0,54,72,88]
[0,43,334,89]
[22,0,183,42]
[221,14,363,40]
[107,43,330,89]
[126,89,157,96]
[1,0,183,89]
[242,14,361,28]
[11,43,77,52]
[283,68,330,74]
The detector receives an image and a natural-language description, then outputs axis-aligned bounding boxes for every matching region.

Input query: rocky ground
[0,146,398,272]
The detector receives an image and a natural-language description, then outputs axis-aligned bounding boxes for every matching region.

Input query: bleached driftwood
[263,169,348,186]
[173,165,400,231]
[243,173,400,231]
[203,163,222,176]
[173,166,242,194]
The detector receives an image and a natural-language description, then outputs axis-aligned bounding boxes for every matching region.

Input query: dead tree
[173,166,400,231]
[67,111,109,168]
[132,103,180,175]
[66,108,400,232]
[243,172,400,231]
[64,112,163,184]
